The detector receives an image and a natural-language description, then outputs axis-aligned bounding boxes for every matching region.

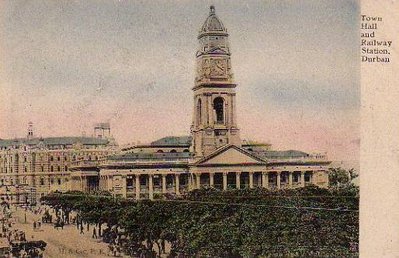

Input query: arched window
[183,149,190,153]
[170,149,177,153]
[40,178,44,185]
[213,97,224,124]
[156,150,164,153]
[197,98,202,125]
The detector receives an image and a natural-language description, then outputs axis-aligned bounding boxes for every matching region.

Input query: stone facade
[192,6,240,158]
[0,128,117,204]
[70,8,330,199]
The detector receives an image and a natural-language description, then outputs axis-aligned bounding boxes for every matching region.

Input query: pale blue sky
[0,0,360,160]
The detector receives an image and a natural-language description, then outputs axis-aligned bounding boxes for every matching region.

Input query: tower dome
[199,6,228,38]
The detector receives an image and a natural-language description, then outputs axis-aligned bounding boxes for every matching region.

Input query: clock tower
[191,6,241,159]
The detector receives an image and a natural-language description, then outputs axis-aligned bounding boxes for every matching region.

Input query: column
[249,172,254,189]
[262,172,267,188]
[84,177,88,192]
[106,175,111,191]
[135,175,140,200]
[162,175,167,194]
[301,171,305,187]
[175,174,180,195]
[148,175,153,200]
[209,173,214,187]
[235,172,241,189]
[79,176,83,192]
[277,172,281,189]
[188,174,192,191]
[288,172,293,188]
[208,94,214,126]
[122,176,127,198]
[196,173,201,189]
[232,93,236,126]
[223,172,228,190]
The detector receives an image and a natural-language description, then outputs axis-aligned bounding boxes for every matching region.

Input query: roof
[195,144,267,165]
[254,150,310,159]
[0,137,110,148]
[199,6,228,38]
[150,136,192,147]
[108,152,192,161]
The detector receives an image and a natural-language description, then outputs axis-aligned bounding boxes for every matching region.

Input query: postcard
[0,0,397,257]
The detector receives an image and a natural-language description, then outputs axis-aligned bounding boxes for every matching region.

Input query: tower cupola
[199,6,228,37]
[195,6,234,88]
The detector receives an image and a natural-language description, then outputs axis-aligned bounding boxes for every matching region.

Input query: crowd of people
[0,199,46,257]
[0,198,128,257]
[37,205,124,256]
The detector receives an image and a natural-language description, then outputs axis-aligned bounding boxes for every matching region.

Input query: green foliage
[41,186,358,257]
[329,167,358,187]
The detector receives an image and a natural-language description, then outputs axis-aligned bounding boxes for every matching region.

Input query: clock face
[210,59,227,77]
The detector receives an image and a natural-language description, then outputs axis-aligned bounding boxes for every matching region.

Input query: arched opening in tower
[213,97,224,124]
[197,98,202,125]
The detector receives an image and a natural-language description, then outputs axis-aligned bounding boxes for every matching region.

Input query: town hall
[69,6,330,199]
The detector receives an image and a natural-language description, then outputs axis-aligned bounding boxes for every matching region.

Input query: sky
[0,0,360,161]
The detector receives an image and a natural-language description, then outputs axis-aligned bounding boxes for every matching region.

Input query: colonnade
[100,173,185,200]
[190,170,314,190]
[97,170,321,200]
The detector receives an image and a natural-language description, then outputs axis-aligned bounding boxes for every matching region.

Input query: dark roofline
[267,161,332,166]
[100,163,189,170]
[0,136,112,148]
[195,144,267,165]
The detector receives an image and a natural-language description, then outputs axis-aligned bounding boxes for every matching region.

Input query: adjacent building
[0,123,117,204]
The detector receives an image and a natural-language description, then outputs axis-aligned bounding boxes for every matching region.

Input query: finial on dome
[210,5,215,15]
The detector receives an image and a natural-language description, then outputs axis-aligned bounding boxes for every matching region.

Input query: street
[11,207,113,258]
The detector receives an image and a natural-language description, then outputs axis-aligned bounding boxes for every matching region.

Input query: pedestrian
[80,224,84,234]
[33,221,36,231]
[92,227,97,239]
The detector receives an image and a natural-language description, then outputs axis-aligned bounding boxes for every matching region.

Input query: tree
[41,186,359,257]
[329,167,358,187]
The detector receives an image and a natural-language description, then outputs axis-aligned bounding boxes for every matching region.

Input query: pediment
[206,47,228,55]
[196,145,266,166]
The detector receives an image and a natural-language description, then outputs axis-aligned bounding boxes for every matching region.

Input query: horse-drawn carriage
[0,242,10,257]
[10,240,47,257]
